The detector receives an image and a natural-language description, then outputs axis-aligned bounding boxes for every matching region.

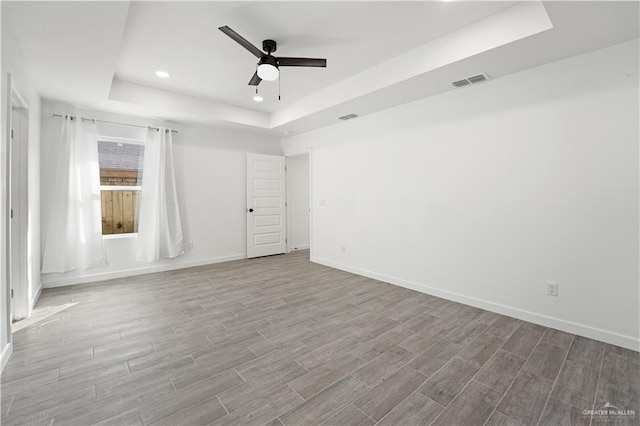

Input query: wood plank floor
[1,250,638,426]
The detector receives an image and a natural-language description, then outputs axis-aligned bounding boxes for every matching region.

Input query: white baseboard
[43,254,247,288]
[312,256,640,352]
[1,342,12,373]
[291,244,310,251]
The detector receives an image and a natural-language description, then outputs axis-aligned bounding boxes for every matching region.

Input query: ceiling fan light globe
[257,63,279,81]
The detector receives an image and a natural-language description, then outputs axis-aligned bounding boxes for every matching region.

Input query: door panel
[246,154,286,258]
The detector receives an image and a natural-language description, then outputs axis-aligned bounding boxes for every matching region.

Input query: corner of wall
[0,341,11,373]
[30,281,42,314]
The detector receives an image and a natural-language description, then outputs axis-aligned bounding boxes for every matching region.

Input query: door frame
[285,149,312,257]
[8,80,30,321]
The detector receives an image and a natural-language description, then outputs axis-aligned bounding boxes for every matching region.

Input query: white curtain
[41,116,106,273]
[136,127,184,262]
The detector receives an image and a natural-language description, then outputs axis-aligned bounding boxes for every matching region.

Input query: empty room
[1,1,638,425]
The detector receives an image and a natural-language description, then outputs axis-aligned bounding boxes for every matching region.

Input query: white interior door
[246,154,286,258]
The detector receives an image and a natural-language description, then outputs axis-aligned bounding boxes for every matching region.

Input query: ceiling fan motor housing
[259,55,278,68]
[262,39,277,54]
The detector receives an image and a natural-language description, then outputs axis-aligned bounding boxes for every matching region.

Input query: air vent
[467,74,487,83]
[452,79,470,88]
[452,73,490,88]
[338,113,359,121]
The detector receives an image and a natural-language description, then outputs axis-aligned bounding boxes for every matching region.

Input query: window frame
[97,135,145,239]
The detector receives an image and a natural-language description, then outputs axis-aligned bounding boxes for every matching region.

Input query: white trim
[42,254,247,288]
[309,149,313,260]
[286,156,291,253]
[283,146,312,157]
[97,135,145,145]
[4,74,12,342]
[102,233,137,240]
[100,185,142,191]
[9,83,30,321]
[1,343,12,373]
[311,256,640,352]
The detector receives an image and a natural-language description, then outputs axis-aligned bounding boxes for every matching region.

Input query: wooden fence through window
[101,190,139,234]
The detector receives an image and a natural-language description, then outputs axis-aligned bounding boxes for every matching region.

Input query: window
[97,138,145,235]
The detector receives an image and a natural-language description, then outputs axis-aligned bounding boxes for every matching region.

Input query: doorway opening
[286,152,310,258]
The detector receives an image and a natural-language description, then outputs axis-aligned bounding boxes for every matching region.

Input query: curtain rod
[52,113,179,134]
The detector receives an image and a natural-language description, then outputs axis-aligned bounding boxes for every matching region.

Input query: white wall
[41,101,282,287]
[1,14,42,370]
[283,39,640,350]
[287,153,310,251]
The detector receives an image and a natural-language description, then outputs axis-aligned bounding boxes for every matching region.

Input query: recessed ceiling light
[253,95,264,102]
[155,70,170,79]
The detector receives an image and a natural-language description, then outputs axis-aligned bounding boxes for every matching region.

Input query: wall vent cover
[452,73,490,88]
[338,113,359,121]
[468,74,487,83]
[452,79,470,87]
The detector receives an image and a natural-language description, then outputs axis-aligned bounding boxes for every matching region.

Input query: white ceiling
[115,1,515,112]
[3,1,639,136]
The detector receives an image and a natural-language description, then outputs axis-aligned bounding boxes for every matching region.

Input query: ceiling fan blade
[277,57,327,67]
[219,26,263,58]
[248,71,262,86]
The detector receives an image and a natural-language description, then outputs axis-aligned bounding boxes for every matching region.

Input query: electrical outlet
[340,245,346,253]
[186,241,194,251]
[546,281,558,297]
[319,199,327,207]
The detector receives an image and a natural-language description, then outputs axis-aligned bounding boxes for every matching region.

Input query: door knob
[248,208,254,213]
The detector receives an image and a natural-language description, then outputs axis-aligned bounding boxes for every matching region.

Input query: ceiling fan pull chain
[279,76,281,101]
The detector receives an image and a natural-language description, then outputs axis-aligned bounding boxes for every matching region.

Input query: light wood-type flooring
[1,250,638,425]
